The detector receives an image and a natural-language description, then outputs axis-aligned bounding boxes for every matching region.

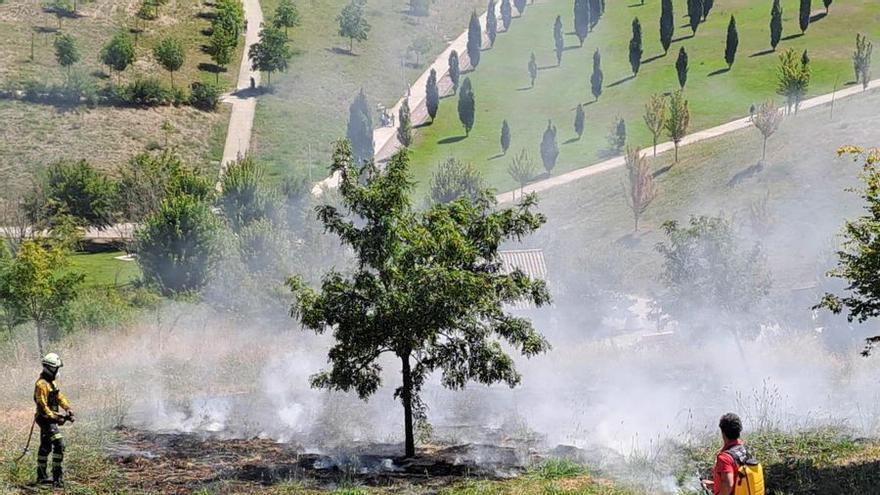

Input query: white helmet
[41,353,63,369]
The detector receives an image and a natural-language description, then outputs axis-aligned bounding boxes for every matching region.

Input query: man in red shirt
[702,413,743,495]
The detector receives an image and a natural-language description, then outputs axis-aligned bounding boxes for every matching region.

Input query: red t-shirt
[712,439,743,495]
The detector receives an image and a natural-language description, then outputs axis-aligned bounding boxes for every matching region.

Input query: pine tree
[487,0,498,47]
[574,103,585,140]
[574,0,590,47]
[660,0,674,55]
[426,69,439,122]
[540,120,559,175]
[458,77,476,135]
[554,15,564,66]
[799,0,811,34]
[629,17,643,76]
[687,0,703,35]
[449,50,461,93]
[467,11,482,69]
[500,120,511,154]
[398,99,413,147]
[501,0,512,30]
[770,0,783,50]
[528,51,538,87]
[590,48,603,101]
[725,15,738,69]
[676,46,688,89]
[347,89,374,164]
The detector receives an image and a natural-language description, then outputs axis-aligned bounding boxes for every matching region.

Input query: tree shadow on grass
[581,100,596,106]
[537,65,556,71]
[653,164,673,178]
[563,137,579,145]
[438,135,467,145]
[727,162,764,187]
[563,45,580,51]
[671,34,694,43]
[414,121,432,129]
[781,33,804,41]
[628,2,645,7]
[608,75,635,88]
[516,86,533,91]
[810,12,827,23]
[708,67,730,77]
[198,62,226,75]
[326,47,358,56]
[488,153,505,160]
[750,48,775,57]
[642,53,665,65]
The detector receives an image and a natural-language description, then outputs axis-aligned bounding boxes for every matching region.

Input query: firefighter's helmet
[41,353,63,369]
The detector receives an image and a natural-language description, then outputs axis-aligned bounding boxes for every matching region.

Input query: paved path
[495,79,880,204]
[219,0,264,173]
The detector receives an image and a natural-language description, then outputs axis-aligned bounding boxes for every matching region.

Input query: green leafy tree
[553,15,563,66]
[209,24,235,83]
[425,68,439,122]
[54,34,80,77]
[24,160,117,229]
[659,0,673,54]
[676,46,688,88]
[770,0,783,50]
[249,26,291,85]
[100,31,135,78]
[624,147,657,232]
[500,119,511,154]
[508,148,536,198]
[528,51,537,87]
[643,93,667,157]
[467,11,482,69]
[853,33,873,90]
[629,17,642,75]
[664,90,689,162]
[0,240,83,354]
[409,0,431,16]
[346,88,374,164]
[540,120,559,174]
[457,77,475,135]
[288,141,550,459]
[777,48,811,113]
[214,0,245,38]
[116,151,212,223]
[273,0,301,36]
[153,37,185,88]
[136,193,222,294]
[428,157,485,204]
[407,35,432,67]
[573,0,590,47]
[448,50,461,94]
[218,156,279,232]
[500,0,512,31]
[752,100,782,161]
[590,48,603,101]
[398,99,413,147]
[725,15,739,69]
[687,0,702,35]
[486,0,497,47]
[574,103,585,140]
[607,117,626,153]
[337,0,370,53]
[799,0,811,34]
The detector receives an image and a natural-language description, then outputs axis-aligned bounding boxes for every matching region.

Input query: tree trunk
[350,37,354,53]
[762,136,767,161]
[36,322,44,356]
[170,70,174,89]
[400,353,416,458]
[652,136,657,157]
[634,212,639,232]
[674,141,679,162]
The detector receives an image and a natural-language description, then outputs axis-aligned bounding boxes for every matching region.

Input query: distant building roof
[498,249,548,310]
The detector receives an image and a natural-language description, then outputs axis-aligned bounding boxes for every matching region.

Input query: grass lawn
[0,0,243,195]
[525,79,880,294]
[406,0,880,194]
[251,0,487,183]
[69,250,141,287]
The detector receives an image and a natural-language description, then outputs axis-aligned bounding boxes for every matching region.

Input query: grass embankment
[251,0,485,182]
[0,0,243,196]
[407,0,880,193]
[69,250,140,287]
[530,80,880,293]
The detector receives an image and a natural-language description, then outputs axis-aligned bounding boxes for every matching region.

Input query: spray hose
[12,417,36,464]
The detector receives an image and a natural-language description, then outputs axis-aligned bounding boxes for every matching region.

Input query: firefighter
[33,353,74,487]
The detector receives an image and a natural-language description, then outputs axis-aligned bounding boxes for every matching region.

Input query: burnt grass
[107,428,529,493]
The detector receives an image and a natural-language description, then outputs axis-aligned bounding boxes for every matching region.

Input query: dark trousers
[36,418,64,481]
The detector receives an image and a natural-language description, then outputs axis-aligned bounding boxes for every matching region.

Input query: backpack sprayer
[696,470,711,495]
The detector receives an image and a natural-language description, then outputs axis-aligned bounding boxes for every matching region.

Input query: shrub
[117,78,171,106]
[189,81,221,111]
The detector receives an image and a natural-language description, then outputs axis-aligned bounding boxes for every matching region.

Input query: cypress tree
[660,0,674,55]
[398,99,412,147]
[725,15,738,69]
[799,0,811,34]
[487,0,497,47]
[590,48,603,101]
[346,88,374,164]
[702,0,714,20]
[676,47,688,88]
[458,77,475,135]
[629,17,643,75]
[687,0,703,35]
[554,15,564,66]
[574,0,590,47]
[589,0,600,30]
[574,103,585,139]
[540,120,559,175]
[823,0,832,13]
[467,11,482,69]
[514,0,526,16]
[448,50,461,93]
[770,0,783,50]
[501,0,512,30]
[425,68,439,122]
[500,120,511,154]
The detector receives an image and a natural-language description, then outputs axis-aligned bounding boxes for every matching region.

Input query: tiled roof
[498,249,548,310]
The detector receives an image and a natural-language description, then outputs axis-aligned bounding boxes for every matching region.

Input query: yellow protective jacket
[34,377,71,422]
